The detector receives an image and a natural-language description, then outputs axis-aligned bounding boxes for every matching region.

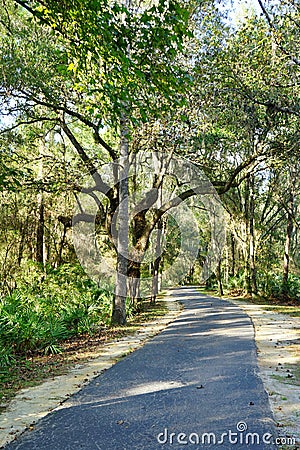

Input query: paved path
[4,288,278,449]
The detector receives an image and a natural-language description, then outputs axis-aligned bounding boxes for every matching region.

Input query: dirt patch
[228,298,300,447]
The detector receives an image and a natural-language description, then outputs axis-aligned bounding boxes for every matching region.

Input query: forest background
[0,0,299,396]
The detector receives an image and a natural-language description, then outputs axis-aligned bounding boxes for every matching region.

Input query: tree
[0,0,198,323]
[186,4,300,298]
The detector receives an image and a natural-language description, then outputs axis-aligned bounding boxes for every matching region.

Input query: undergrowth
[0,262,168,407]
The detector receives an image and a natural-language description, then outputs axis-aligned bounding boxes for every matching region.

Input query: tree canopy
[0,0,299,365]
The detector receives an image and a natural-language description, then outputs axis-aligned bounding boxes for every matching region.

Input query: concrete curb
[0,294,181,448]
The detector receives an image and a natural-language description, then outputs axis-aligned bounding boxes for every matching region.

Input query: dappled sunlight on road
[188,326,253,338]
[2,288,280,450]
[124,380,186,396]
[56,380,188,411]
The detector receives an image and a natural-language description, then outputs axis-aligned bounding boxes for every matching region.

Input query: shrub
[258,271,300,300]
[0,262,113,363]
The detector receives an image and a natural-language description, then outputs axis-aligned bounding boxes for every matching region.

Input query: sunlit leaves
[12,0,196,127]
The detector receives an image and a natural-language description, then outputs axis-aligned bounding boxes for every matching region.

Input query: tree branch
[13,0,79,45]
[0,117,58,134]
[61,122,114,199]
[18,89,118,160]
[258,0,300,66]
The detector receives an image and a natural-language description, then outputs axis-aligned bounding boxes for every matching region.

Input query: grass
[263,306,300,318]
[198,286,300,318]
[270,367,300,387]
[283,364,300,387]
[0,299,169,412]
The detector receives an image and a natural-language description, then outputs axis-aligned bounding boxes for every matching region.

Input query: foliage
[0,263,113,363]
[0,0,299,334]
[6,0,195,129]
[258,272,300,301]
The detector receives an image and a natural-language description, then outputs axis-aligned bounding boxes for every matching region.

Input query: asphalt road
[4,287,278,449]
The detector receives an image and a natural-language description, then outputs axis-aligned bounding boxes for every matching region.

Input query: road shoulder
[227,297,300,447]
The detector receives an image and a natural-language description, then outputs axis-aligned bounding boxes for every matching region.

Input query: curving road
[4,287,278,449]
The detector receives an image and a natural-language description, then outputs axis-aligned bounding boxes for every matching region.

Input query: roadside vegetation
[200,284,300,318]
[0,276,168,409]
[0,0,299,408]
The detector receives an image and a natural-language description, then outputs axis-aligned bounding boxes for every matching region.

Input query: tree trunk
[36,145,45,265]
[244,175,252,295]
[216,259,224,296]
[282,191,294,295]
[151,218,164,304]
[36,195,45,264]
[127,261,141,308]
[230,232,235,278]
[249,174,258,294]
[151,184,165,304]
[224,242,229,286]
[57,224,67,266]
[112,1,132,324]
[111,115,129,325]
